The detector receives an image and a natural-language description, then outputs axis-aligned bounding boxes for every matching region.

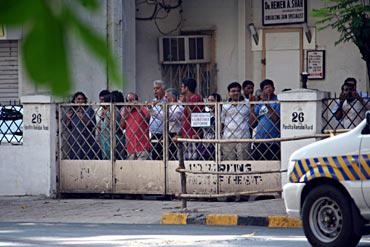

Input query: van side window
[362,125,370,135]
[362,113,370,135]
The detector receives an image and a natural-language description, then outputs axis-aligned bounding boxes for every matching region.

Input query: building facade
[0,0,368,196]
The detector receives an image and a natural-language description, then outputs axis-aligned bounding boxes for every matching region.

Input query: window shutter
[0,40,18,103]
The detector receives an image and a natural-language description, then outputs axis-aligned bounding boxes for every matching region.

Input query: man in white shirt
[221,82,250,160]
[149,80,167,160]
[334,81,368,129]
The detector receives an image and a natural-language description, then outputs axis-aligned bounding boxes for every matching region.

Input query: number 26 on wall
[31,113,42,124]
[292,112,304,123]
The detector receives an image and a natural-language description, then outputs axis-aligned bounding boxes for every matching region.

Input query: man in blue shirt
[249,79,280,160]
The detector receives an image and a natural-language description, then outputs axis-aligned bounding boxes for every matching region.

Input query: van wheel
[302,184,362,247]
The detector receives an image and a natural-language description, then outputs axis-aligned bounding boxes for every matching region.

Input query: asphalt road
[1,222,301,246]
[1,222,370,247]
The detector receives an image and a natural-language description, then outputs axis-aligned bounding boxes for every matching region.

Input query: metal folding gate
[58,102,281,195]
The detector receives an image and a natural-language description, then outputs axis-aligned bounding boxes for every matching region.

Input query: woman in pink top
[120,93,150,160]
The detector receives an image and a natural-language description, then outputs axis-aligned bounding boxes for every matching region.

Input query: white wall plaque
[263,0,307,25]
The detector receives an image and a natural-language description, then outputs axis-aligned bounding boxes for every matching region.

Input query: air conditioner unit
[159,35,211,64]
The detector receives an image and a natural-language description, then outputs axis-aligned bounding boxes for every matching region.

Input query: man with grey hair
[149,80,167,160]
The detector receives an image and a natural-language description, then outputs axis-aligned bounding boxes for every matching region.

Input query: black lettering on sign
[271,0,286,9]
[31,113,42,124]
[253,175,263,184]
[291,0,303,8]
[292,112,304,123]
[234,176,242,185]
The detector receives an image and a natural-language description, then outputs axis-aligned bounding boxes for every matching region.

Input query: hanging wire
[136,0,183,35]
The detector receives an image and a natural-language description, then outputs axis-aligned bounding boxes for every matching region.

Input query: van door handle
[351,158,357,163]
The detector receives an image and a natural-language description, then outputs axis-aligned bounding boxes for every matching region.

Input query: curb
[161,213,302,228]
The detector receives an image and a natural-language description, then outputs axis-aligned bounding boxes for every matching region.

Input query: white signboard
[23,104,49,131]
[281,102,315,137]
[263,0,306,25]
[307,50,325,80]
[191,112,211,127]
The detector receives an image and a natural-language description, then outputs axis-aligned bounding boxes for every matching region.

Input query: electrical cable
[158,0,182,10]
[136,2,158,20]
[136,0,183,34]
[154,6,183,35]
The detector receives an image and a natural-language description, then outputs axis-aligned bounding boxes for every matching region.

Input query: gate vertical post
[164,103,168,195]
[57,104,62,198]
[216,102,221,194]
[278,89,329,187]
[111,103,116,194]
[178,142,187,209]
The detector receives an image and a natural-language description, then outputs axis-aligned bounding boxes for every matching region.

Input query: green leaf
[312,8,332,17]
[76,0,100,10]
[0,0,42,25]
[22,3,71,95]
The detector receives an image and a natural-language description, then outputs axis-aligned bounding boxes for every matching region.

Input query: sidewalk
[0,196,299,227]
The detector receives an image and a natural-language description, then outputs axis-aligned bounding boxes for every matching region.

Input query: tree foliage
[0,0,122,95]
[312,0,370,82]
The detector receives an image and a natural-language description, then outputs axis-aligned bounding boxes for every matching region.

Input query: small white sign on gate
[191,112,211,127]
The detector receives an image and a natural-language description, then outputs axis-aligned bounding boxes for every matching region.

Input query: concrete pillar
[20,95,58,196]
[278,89,329,186]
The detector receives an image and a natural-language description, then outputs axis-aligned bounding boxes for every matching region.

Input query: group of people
[63,78,282,161]
[62,76,369,161]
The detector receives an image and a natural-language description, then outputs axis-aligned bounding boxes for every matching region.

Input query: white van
[283,112,370,247]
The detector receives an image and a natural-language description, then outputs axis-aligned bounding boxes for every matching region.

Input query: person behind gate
[180,78,203,160]
[65,91,100,160]
[149,80,167,160]
[221,82,251,160]
[250,79,280,160]
[334,78,368,129]
[120,92,151,160]
[166,88,183,160]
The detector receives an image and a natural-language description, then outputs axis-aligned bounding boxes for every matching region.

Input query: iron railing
[322,95,370,132]
[0,102,23,144]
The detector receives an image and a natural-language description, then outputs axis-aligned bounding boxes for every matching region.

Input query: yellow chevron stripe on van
[309,158,320,178]
[289,154,370,183]
[291,171,298,183]
[301,159,309,174]
[318,157,332,178]
[360,156,370,176]
[348,155,366,180]
[337,156,355,180]
[327,156,345,181]
[295,162,303,178]
[306,169,316,181]
[322,165,332,179]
